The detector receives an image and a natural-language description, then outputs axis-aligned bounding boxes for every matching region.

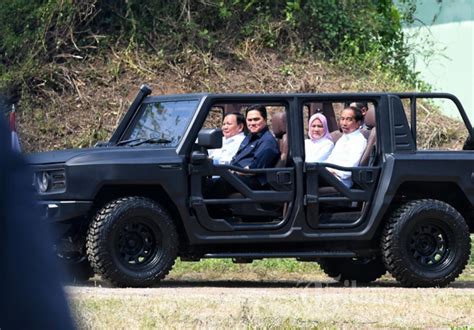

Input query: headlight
[37,172,50,193]
[34,169,66,194]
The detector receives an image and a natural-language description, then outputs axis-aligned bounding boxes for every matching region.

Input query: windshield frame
[119,95,204,149]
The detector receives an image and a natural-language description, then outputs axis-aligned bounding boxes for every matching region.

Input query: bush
[0,0,417,90]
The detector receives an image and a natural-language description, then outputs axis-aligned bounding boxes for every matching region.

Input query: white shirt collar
[343,129,362,139]
[224,132,245,143]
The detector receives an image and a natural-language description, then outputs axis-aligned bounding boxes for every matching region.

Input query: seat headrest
[364,108,376,128]
[330,129,343,143]
[272,112,287,139]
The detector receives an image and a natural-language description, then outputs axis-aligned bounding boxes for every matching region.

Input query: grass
[69,285,474,328]
[166,235,474,282]
[67,237,474,328]
[167,258,328,282]
[166,256,474,283]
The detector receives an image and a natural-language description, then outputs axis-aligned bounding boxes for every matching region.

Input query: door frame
[188,96,298,232]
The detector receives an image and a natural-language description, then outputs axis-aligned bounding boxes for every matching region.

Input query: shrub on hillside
[0,0,417,90]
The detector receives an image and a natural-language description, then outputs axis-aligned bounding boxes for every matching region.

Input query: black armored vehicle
[27,85,473,287]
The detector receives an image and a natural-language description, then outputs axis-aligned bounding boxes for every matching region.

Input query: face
[246,110,266,134]
[340,108,360,134]
[222,114,243,138]
[309,118,324,140]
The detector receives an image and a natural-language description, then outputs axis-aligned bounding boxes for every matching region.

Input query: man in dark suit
[230,104,280,187]
[207,104,280,198]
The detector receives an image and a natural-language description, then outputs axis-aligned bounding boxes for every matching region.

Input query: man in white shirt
[209,112,245,164]
[325,106,367,188]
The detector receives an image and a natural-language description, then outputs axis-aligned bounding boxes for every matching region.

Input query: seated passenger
[325,106,367,188]
[230,104,280,186]
[208,112,245,164]
[305,113,334,162]
[207,104,280,196]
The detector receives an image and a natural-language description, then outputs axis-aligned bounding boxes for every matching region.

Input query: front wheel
[381,199,471,287]
[86,197,178,287]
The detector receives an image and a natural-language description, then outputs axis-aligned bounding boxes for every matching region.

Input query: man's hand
[230,166,254,176]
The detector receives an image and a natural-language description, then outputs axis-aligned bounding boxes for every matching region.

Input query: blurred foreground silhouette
[0,114,73,329]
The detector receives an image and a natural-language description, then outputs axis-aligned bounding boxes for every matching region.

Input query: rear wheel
[319,256,386,284]
[381,199,471,287]
[86,197,178,287]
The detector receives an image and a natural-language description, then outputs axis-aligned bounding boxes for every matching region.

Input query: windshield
[124,100,199,147]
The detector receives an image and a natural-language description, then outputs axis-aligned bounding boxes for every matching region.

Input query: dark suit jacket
[231,127,280,185]
[231,127,280,169]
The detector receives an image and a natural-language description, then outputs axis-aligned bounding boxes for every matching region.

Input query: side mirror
[190,150,209,163]
[197,128,223,149]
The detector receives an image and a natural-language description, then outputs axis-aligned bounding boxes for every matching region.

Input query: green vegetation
[167,258,327,282]
[0,0,419,93]
[166,238,474,282]
[3,0,463,153]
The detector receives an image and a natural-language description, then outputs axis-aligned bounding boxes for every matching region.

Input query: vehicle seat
[272,112,288,167]
[358,107,376,166]
[359,106,374,139]
[330,129,343,143]
[360,128,371,139]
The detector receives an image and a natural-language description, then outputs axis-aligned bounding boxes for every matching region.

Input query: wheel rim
[115,218,162,271]
[407,221,455,271]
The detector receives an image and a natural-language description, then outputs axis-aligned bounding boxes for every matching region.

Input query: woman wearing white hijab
[304,113,334,162]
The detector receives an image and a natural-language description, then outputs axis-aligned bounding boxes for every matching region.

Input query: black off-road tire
[319,256,386,284]
[381,199,471,287]
[86,197,178,287]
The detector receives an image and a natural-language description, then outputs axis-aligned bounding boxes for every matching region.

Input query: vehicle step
[203,251,357,259]
[319,211,361,224]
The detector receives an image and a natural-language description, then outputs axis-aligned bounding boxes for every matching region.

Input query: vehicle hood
[25,146,181,166]
[25,148,100,165]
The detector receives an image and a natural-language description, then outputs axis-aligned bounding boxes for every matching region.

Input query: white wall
[402,0,473,121]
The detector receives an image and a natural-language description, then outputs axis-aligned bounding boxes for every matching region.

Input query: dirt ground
[67,277,474,294]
